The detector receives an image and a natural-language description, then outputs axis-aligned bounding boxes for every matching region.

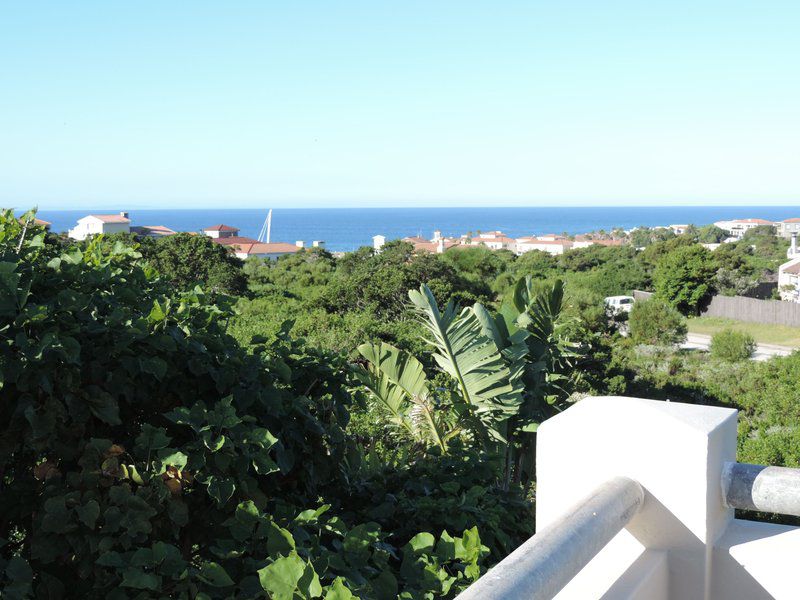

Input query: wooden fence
[701,295,800,327]
[632,290,800,327]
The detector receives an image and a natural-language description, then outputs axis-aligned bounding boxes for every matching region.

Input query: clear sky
[2,1,799,209]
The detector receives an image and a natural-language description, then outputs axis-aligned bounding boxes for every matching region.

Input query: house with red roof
[202,224,301,260]
[713,218,777,239]
[130,225,176,238]
[68,212,131,240]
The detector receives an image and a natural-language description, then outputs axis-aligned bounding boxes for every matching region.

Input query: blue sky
[2,1,799,209]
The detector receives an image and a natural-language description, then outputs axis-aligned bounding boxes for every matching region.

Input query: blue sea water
[32,206,800,252]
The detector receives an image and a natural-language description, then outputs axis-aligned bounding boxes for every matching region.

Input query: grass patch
[687,317,800,347]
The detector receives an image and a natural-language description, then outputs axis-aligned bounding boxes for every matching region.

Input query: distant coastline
[26,206,800,253]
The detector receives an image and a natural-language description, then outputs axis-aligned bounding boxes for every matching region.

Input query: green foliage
[629,226,675,248]
[653,245,716,314]
[324,241,485,320]
[696,225,728,243]
[0,211,516,599]
[710,329,756,362]
[143,232,247,295]
[629,298,687,346]
[244,248,336,296]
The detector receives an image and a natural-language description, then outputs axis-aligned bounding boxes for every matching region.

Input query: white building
[669,224,690,235]
[777,218,800,239]
[202,224,240,239]
[68,213,131,240]
[515,237,574,256]
[373,235,386,251]
[778,233,800,302]
[713,218,776,239]
[471,232,517,251]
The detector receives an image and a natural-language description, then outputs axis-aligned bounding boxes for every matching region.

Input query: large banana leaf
[355,341,447,451]
[408,285,524,439]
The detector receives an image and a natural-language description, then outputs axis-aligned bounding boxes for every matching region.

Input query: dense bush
[141,232,247,295]
[629,298,687,346]
[0,212,532,598]
[710,329,756,362]
[653,245,716,315]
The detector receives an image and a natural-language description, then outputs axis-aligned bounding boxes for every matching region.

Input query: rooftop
[203,224,239,232]
[88,214,131,224]
[234,242,300,255]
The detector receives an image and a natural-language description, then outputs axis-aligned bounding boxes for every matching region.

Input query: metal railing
[456,476,644,600]
[722,462,800,517]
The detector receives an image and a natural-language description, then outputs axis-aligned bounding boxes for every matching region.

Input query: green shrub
[710,329,756,362]
[629,298,688,346]
[0,211,521,598]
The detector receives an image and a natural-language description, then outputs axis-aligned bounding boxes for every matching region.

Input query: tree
[653,245,716,314]
[143,233,247,295]
[322,241,481,319]
[696,225,728,244]
[629,298,687,346]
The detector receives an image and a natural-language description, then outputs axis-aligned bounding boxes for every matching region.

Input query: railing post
[535,396,738,599]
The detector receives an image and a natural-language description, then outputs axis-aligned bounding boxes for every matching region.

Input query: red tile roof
[89,214,131,223]
[233,242,299,255]
[518,239,574,246]
[130,225,176,236]
[19,217,51,228]
[203,224,239,232]
[732,218,774,224]
[782,218,800,223]
[211,236,260,246]
[475,236,516,244]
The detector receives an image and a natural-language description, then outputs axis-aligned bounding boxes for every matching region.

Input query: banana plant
[354,340,453,453]
[495,276,582,485]
[407,285,524,444]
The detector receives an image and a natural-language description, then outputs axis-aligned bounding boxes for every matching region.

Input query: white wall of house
[778,221,800,238]
[516,241,570,255]
[68,217,130,240]
[778,257,800,303]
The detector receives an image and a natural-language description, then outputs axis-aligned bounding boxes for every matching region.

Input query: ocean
[32,206,800,252]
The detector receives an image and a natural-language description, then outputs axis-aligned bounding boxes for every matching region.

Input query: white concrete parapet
[458,396,800,599]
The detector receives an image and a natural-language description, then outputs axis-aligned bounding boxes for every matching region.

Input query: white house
[471,232,517,251]
[516,237,574,256]
[373,235,386,251]
[713,218,776,239]
[778,233,800,302]
[68,213,131,240]
[777,218,800,239]
[202,224,240,239]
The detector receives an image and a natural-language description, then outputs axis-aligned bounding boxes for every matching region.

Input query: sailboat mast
[266,209,272,244]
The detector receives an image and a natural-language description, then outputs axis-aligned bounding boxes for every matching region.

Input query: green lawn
[687,316,800,348]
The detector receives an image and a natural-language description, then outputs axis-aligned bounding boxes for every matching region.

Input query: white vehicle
[604,295,635,314]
